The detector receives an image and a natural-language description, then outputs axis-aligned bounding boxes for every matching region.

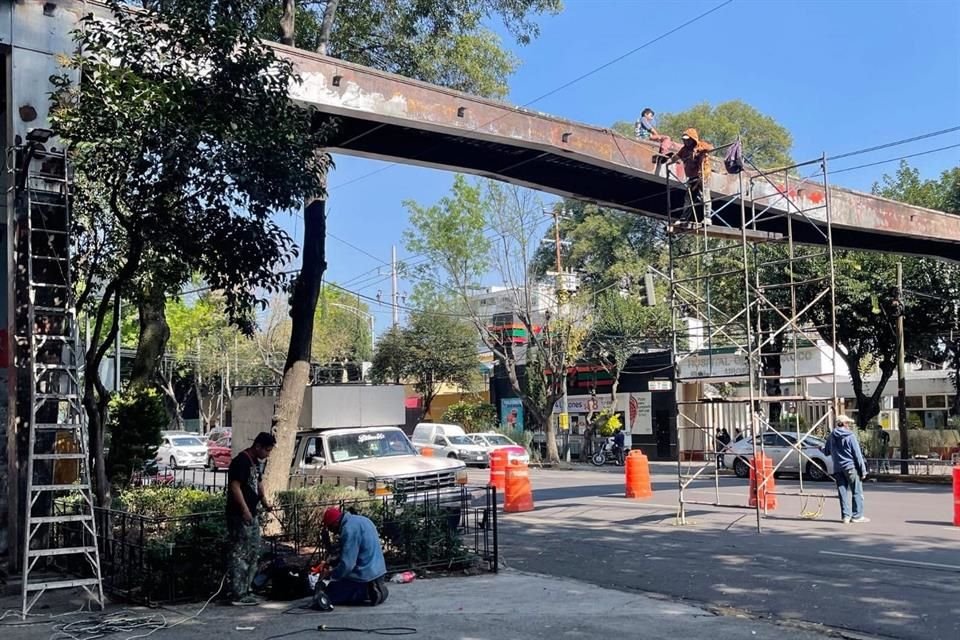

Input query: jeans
[834,467,864,520]
[324,577,386,605]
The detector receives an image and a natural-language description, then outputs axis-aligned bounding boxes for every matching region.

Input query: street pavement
[491,462,960,640]
[1,570,840,640]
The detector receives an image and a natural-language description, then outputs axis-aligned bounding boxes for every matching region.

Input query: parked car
[157,434,208,469]
[207,436,232,470]
[411,423,489,467]
[723,431,832,481]
[467,432,529,464]
[207,426,232,446]
[291,426,468,507]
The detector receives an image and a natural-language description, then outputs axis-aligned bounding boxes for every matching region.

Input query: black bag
[265,558,311,601]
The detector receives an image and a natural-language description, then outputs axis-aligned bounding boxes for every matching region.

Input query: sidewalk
[2,571,840,640]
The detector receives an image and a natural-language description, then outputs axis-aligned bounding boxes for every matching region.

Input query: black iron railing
[80,485,497,604]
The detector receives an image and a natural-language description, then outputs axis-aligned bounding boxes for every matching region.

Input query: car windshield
[172,437,203,447]
[327,430,416,463]
[485,435,513,445]
[447,435,473,445]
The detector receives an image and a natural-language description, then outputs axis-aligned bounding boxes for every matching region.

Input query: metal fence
[865,457,956,477]
[83,485,497,604]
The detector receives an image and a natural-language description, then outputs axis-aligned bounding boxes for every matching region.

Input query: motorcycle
[590,437,623,466]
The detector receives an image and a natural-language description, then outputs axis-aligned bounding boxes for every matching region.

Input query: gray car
[723,431,833,481]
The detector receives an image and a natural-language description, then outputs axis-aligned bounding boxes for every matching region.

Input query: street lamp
[328,302,376,353]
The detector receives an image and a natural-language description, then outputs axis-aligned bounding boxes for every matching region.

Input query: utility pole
[551,207,570,464]
[896,260,908,475]
[391,245,399,327]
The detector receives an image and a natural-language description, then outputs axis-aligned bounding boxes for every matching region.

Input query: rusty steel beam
[277,43,960,260]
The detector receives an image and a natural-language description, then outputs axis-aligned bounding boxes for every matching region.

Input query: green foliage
[443,401,499,433]
[587,290,672,381]
[107,388,167,484]
[370,310,480,416]
[252,0,562,99]
[592,409,621,437]
[115,486,227,517]
[54,0,332,330]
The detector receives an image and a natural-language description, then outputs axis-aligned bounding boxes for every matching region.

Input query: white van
[411,423,490,467]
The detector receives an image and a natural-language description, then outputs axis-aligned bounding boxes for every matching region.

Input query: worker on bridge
[668,128,714,225]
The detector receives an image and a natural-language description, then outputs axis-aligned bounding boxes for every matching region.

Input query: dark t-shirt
[227,450,261,521]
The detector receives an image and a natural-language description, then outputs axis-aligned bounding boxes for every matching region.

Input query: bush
[107,388,167,484]
[593,409,621,437]
[442,401,498,433]
[115,485,226,517]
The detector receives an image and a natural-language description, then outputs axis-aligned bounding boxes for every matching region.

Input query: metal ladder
[16,147,104,616]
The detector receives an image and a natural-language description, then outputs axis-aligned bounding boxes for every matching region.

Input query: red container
[953,466,960,527]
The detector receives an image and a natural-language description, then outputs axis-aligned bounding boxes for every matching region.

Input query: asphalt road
[494,463,960,640]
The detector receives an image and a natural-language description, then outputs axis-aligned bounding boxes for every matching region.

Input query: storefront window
[925,395,946,408]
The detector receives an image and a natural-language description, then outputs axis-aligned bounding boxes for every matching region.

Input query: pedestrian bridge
[278,44,960,261]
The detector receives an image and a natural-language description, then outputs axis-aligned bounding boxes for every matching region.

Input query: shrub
[115,485,226,517]
[442,401,498,433]
[107,388,166,484]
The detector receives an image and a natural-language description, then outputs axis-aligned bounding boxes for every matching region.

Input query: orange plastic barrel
[748,453,777,510]
[953,465,960,527]
[489,449,507,492]
[625,450,653,499]
[420,447,433,457]
[504,459,534,513]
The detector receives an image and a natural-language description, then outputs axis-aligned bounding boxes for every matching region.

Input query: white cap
[835,414,855,425]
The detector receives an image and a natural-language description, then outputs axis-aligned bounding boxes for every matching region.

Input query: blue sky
[297,0,960,335]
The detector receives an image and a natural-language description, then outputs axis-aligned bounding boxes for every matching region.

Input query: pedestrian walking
[311,507,388,611]
[822,415,869,524]
[716,427,731,467]
[226,431,276,605]
[875,425,891,472]
[582,424,595,461]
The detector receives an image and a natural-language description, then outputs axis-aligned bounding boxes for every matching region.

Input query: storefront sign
[553,392,653,435]
[677,346,830,381]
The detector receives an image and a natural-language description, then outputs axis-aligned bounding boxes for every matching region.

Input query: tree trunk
[316,0,341,55]
[279,0,295,46]
[129,286,170,390]
[262,174,328,500]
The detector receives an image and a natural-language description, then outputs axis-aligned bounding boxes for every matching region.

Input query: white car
[723,431,833,481]
[411,423,490,467]
[157,434,208,469]
[467,432,530,464]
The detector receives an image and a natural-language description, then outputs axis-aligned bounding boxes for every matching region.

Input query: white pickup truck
[289,426,468,506]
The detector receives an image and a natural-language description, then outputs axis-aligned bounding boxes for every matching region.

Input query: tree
[257,0,561,499]
[404,178,586,463]
[370,311,479,418]
[614,100,793,169]
[443,401,498,433]
[51,0,330,504]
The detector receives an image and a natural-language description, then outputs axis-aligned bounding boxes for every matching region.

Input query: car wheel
[733,458,750,479]
[207,456,216,471]
[806,460,829,482]
[169,456,178,470]
[447,453,459,460]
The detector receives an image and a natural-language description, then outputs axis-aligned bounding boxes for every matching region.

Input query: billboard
[501,398,524,430]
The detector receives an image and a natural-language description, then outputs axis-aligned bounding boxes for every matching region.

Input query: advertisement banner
[501,398,524,430]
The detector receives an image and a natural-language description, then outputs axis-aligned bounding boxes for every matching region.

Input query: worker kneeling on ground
[311,506,388,611]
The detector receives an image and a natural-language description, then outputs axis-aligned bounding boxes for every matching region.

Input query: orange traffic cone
[489,449,507,492]
[625,450,653,499]
[504,459,534,513]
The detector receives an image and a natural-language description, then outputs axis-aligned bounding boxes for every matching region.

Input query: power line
[829,143,960,176]
[829,126,960,162]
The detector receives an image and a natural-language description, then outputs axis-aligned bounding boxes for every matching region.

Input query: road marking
[819,550,960,572]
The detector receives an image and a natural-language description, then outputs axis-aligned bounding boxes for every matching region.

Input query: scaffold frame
[666,142,841,532]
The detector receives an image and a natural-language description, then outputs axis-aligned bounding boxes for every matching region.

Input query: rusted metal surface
[278,43,960,258]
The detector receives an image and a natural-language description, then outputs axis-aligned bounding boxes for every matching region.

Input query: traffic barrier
[488,449,507,491]
[953,465,960,527]
[504,459,534,513]
[625,450,653,499]
[748,453,777,511]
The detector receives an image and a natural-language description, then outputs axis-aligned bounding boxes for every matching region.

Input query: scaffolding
[666,142,840,532]
[12,144,104,615]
